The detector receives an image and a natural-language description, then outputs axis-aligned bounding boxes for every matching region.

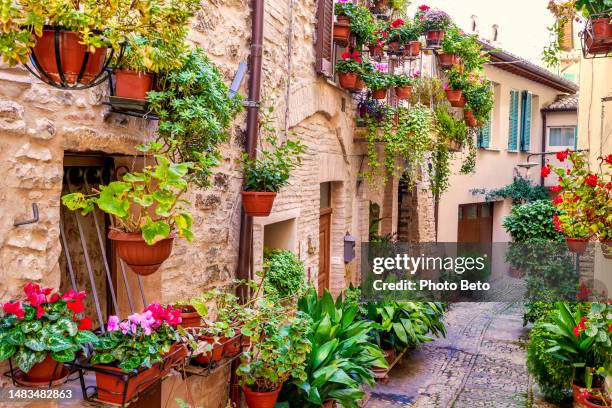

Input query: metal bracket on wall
[14,203,39,226]
[242,99,261,108]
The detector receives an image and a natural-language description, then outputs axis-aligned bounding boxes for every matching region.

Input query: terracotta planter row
[193,332,243,365]
[368,41,421,58]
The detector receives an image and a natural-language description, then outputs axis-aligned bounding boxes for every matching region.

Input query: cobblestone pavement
[366,302,559,408]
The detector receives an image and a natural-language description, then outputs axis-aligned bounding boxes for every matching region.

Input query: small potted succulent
[333,0,356,44]
[90,305,183,404]
[392,74,414,99]
[363,69,392,100]
[62,143,198,275]
[0,284,97,383]
[241,115,305,217]
[417,6,452,47]
[237,312,311,408]
[336,51,363,90]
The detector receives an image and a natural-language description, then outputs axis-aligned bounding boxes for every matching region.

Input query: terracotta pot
[337,72,358,90]
[242,385,281,408]
[194,336,224,364]
[387,41,401,53]
[451,94,467,108]
[404,41,421,57]
[445,89,463,103]
[178,306,202,328]
[323,400,334,408]
[464,110,478,127]
[591,18,612,41]
[600,241,612,259]
[572,382,603,402]
[24,355,63,382]
[447,140,463,152]
[368,44,384,58]
[333,19,350,44]
[353,77,366,91]
[108,230,174,276]
[160,344,188,376]
[426,30,445,46]
[114,70,154,100]
[241,191,277,217]
[95,364,159,404]
[580,394,612,407]
[32,29,107,85]
[566,237,589,254]
[438,52,460,68]
[394,86,412,100]
[372,88,388,100]
[223,333,242,357]
[383,348,396,365]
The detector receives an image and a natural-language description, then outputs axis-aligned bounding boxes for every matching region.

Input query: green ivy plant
[392,74,414,87]
[0,284,97,373]
[502,200,564,242]
[463,76,494,125]
[260,249,306,300]
[348,5,376,46]
[362,70,393,91]
[61,142,198,245]
[471,174,550,205]
[147,47,243,187]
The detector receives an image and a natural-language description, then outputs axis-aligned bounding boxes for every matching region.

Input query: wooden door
[458,203,493,243]
[318,208,332,294]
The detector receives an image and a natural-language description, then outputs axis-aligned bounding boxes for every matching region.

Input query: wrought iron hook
[14,203,39,226]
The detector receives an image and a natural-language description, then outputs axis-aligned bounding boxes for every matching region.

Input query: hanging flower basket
[394,86,412,100]
[581,14,612,56]
[566,237,589,254]
[241,192,277,217]
[438,52,460,68]
[445,88,462,104]
[337,72,358,90]
[333,16,351,45]
[28,26,112,90]
[426,30,445,47]
[114,70,154,100]
[242,385,282,408]
[464,109,478,127]
[450,94,467,108]
[108,230,175,276]
[372,88,388,100]
[353,77,366,91]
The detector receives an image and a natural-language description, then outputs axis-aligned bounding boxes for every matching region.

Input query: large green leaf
[141,218,171,245]
[0,343,16,360]
[24,337,45,352]
[75,330,98,344]
[44,335,74,352]
[97,181,132,218]
[392,322,408,344]
[20,320,42,334]
[51,349,75,363]
[15,350,38,373]
[56,318,78,336]
[6,329,25,346]
[312,339,338,371]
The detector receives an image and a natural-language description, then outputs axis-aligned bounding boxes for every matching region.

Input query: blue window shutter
[573,127,578,150]
[478,116,491,148]
[520,91,532,151]
[508,90,519,150]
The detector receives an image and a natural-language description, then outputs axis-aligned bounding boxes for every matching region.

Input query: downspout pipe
[237,0,264,302]
[540,111,547,186]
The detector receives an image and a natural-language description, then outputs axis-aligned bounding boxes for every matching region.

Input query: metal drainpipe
[540,111,547,186]
[236,0,264,303]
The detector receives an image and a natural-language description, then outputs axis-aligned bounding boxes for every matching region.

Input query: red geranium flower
[78,316,93,331]
[67,299,85,314]
[585,174,598,187]
[381,31,388,38]
[391,18,405,28]
[3,301,25,319]
[352,51,361,59]
[556,149,569,162]
[604,154,612,165]
[573,325,581,336]
[541,165,551,177]
[609,323,612,332]
[552,195,563,205]
[341,51,351,59]
[49,293,60,303]
[549,185,562,193]
[419,4,430,11]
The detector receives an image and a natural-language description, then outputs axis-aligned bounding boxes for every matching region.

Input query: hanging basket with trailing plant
[241,115,305,217]
[417,7,452,48]
[333,1,355,45]
[61,143,198,276]
[392,73,414,100]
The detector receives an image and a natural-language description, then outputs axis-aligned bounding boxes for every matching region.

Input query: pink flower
[419,4,430,11]
[3,301,25,319]
[413,70,421,77]
[119,321,131,335]
[107,315,120,332]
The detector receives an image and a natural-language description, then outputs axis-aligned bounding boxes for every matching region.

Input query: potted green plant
[336,52,363,90]
[368,26,388,57]
[346,4,376,47]
[0,283,97,383]
[463,76,494,127]
[191,321,236,364]
[61,142,198,275]
[435,106,468,151]
[417,7,452,46]
[363,70,392,100]
[334,0,356,44]
[575,0,612,53]
[237,312,311,408]
[386,18,406,53]
[400,22,423,57]
[393,74,414,99]
[90,304,183,404]
[241,115,305,217]
[438,26,462,68]
[445,68,468,106]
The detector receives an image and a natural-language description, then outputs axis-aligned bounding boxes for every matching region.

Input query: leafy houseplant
[333,0,356,43]
[445,68,468,105]
[502,200,565,242]
[418,8,452,45]
[347,4,376,47]
[261,249,306,300]
[237,312,311,408]
[392,74,414,99]
[61,142,198,275]
[463,76,494,127]
[336,52,363,90]
[148,47,243,187]
[438,26,463,68]
[0,284,97,382]
[91,304,183,404]
[362,70,393,99]
[241,113,305,217]
[435,106,468,151]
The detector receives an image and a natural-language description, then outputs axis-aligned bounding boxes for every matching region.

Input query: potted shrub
[386,18,406,53]
[368,26,388,58]
[0,284,97,383]
[237,312,311,408]
[445,68,468,106]
[435,106,468,152]
[241,116,305,217]
[333,0,356,44]
[417,6,452,47]
[400,23,423,57]
[577,1,612,53]
[363,70,392,100]
[336,52,363,90]
[392,74,414,99]
[191,322,234,364]
[90,305,182,404]
[61,142,198,275]
[463,77,494,125]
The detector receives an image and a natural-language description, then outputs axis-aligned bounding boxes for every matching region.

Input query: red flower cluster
[62,289,87,315]
[391,18,405,28]
[549,185,562,193]
[556,149,569,162]
[3,301,25,319]
[419,4,430,11]
[25,283,52,319]
[552,215,563,232]
[552,195,563,205]
[604,154,612,165]
[573,316,587,336]
[541,164,551,177]
[143,303,182,328]
[341,51,362,63]
[585,174,598,187]
[78,316,93,331]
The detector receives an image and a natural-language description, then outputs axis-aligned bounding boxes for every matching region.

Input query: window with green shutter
[478,116,491,148]
[520,91,532,151]
[508,90,519,151]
